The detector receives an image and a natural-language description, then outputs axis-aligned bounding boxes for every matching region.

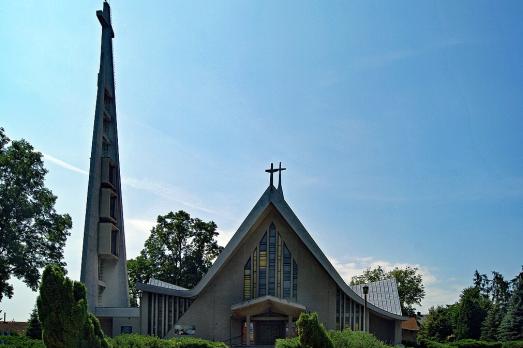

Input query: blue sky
[1,1,522,320]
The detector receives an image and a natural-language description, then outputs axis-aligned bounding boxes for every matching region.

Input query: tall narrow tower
[80,1,132,331]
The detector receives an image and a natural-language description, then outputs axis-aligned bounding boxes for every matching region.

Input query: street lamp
[363,284,369,332]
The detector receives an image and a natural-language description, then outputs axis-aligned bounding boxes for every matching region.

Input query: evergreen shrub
[0,335,45,348]
[275,336,301,348]
[109,334,228,348]
[295,312,334,348]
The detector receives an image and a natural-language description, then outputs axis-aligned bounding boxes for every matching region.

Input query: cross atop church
[96,1,115,38]
[265,163,278,187]
[265,162,286,189]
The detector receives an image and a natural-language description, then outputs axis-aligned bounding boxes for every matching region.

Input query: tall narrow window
[258,233,267,296]
[109,164,116,186]
[167,296,173,331]
[355,303,360,331]
[102,139,109,157]
[110,195,117,220]
[283,243,291,298]
[268,224,276,296]
[243,258,252,300]
[277,235,282,296]
[345,296,351,329]
[292,259,298,300]
[111,229,118,256]
[252,248,257,298]
[157,295,163,337]
[336,288,341,330]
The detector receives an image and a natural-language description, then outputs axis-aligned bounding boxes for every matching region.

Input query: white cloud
[42,152,216,215]
[43,153,88,175]
[122,177,216,215]
[329,256,459,313]
[125,218,156,258]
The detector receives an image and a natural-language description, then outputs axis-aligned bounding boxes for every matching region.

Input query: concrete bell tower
[80,1,138,336]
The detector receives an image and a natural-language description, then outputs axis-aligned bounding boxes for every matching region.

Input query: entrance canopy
[231,295,306,319]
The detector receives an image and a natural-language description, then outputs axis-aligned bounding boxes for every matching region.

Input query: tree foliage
[37,264,110,348]
[295,312,334,348]
[482,272,512,341]
[127,211,223,305]
[25,306,42,340]
[350,265,425,316]
[419,305,458,342]
[498,270,523,341]
[0,128,72,301]
[455,287,490,340]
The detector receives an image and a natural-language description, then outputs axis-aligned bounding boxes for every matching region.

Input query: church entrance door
[255,320,286,345]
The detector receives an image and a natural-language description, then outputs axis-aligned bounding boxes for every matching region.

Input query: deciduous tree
[127,211,223,305]
[0,128,72,301]
[351,265,425,316]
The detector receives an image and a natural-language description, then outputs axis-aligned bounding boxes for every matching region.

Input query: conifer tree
[481,271,511,340]
[37,264,110,348]
[455,287,489,339]
[25,306,42,340]
[498,271,523,341]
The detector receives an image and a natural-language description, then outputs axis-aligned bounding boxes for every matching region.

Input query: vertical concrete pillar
[246,316,251,346]
[365,308,369,333]
[394,320,402,345]
[288,315,293,337]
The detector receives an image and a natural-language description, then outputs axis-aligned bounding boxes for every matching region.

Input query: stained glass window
[258,232,267,296]
[243,257,252,300]
[292,259,298,300]
[245,224,297,301]
[268,224,276,296]
[283,243,291,298]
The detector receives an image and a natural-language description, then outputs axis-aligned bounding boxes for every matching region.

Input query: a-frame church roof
[138,179,404,320]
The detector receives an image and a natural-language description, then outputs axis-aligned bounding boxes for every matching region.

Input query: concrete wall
[173,205,338,342]
[369,312,400,345]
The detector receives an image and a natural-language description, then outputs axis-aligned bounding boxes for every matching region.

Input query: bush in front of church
[295,312,334,348]
[329,329,391,348]
[37,264,111,348]
[0,335,45,348]
[109,333,228,347]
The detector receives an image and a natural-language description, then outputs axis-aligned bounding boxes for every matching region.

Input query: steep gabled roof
[138,185,405,321]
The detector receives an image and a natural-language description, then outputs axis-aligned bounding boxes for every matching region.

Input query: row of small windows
[336,288,364,331]
[243,223,298,301]
[146,292,192,338]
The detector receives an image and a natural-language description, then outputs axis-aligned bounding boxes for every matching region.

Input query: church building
[136,165,405,345]
[80,2,405,345]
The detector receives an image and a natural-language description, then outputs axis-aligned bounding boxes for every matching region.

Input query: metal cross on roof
[265,162,278,187]
[265,162,287,188]
[277,162,286,190]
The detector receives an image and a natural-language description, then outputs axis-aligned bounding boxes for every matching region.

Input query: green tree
[481,271,511,340]
[295,312,334,348]
[350,266,387,285]
[25,306,42,340]
[419,305,456,342]
[127,211,223,305]
[455,287,489,340]
[350,265,425,316]
[498,270,523,341]
[0,128,72,302]
[37,264,110,348]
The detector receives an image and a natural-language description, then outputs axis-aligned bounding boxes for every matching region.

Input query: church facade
[80,2,405,345]
[136,177,405,345]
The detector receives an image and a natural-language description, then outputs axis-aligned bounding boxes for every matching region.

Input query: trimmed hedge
[275,336,301,348]
[276,329,391,348]
[0,335,45,348]
[109,334,228,348]
[419,339,523,348]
